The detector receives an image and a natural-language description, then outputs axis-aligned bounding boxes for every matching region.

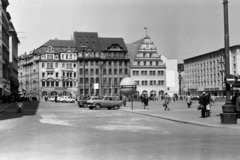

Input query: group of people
[198,92,212,118]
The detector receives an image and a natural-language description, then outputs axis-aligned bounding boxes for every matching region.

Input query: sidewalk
[120,100,240,129]
[0,103,15,113]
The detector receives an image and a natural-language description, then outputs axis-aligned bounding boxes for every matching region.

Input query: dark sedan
[78,97,89,108]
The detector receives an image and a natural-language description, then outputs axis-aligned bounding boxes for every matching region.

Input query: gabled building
[127,34,167,98]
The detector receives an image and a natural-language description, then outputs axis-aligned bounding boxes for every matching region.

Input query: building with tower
[127,29,179,98]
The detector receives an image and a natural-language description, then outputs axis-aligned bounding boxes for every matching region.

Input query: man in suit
[199,92,209,118]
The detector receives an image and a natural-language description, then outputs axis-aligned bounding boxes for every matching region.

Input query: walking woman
[186,92,192,108]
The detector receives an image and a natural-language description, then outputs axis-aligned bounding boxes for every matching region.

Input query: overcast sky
[8,0,240,62]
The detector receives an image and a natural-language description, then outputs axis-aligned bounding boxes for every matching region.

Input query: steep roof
[73,32,101,52]
[41,39,75,48]
[99,38,127,51]
[126,38,144,63]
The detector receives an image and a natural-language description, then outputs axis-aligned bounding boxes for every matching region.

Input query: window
[56,72,58,77]
[91,78,94,84]
[55,63,58,68]
[42,72,45,77]
[90,61,94,66]
[114,69,117,75]
[42,63,45,68]
[114,78,117,84]
[138,61,140,66]
[109,69,112,75]
[62,63,65,67]
[96,78,99,83]
[85,69,88,75]
[74,72,76,77]
[90,69,94,75]
[150,61,152,66]
[119,69,122,74]
[125,69,128,75]
[85,78,89,84]
[96,69,99,75]
[51,81,54,87]
[42,82,45,87]
[56,82,59,87]
[47,54,54,59]
[109,78,112,84]
[109,62,111,66]
[47,63,53,68]
[119,62,122,66]
[73,63,76,68]
[125,62,128,66]
[66,63,72,69]
[80,78,83,84]
[103,78,107,84]
[103,69,106,75]
[96,61,99,66]
[144,62,146,66]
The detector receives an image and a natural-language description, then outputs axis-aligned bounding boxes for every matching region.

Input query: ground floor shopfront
[41,87,78,98]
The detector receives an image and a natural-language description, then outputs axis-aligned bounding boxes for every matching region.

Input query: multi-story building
[74,32,129,97]
[18,32,130,98]
[18,51,40,98]
[183,45,240,96]
[127,34,167,98]
[0,0,11,100]
[9,21,20,97]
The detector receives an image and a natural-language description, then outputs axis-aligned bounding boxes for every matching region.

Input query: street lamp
[221,0,237,124]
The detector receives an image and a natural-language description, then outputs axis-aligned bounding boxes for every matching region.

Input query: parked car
[87,96,122,110]
[78,97,90,108]
[49,97,55,102]
[59,96,75,103]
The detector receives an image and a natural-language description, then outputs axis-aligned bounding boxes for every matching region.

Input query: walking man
[199,92,209,118]
[164,93,170,110]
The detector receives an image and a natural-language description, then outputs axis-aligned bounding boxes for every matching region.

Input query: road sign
[225,74,237,85]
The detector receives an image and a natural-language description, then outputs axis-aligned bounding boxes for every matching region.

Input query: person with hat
[198,92,209,118]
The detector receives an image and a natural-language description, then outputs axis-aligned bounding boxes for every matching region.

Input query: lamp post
[178,72,182,95]
[219,54,225,97]
[220,0,237,124]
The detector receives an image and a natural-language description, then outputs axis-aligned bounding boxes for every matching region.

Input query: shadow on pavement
[0,101,40,121]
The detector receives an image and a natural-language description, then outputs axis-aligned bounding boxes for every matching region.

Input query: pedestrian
[186,92,192,108]
[143,95,149,109]
[198,92,209,118]
[231,93,238,105]
[17,96,23,113]
[206,93,211,117]
[122,95,127,107]
[235,93,240,112]
[29,96,32,103]
[164,93,170,110]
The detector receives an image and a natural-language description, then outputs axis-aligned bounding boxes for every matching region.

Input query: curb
[120,109,230,129]
[0,103,15,113]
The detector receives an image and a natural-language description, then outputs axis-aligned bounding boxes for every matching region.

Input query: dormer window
[48,46,52,51]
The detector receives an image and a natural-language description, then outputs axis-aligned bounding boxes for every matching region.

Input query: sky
[8,0,240,62]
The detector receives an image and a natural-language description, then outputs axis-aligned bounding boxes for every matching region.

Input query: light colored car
[87,96,122,110]
[59,96,75,103]
[49,97,55,102]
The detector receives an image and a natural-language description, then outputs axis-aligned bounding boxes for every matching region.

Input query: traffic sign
[225,74,237,85]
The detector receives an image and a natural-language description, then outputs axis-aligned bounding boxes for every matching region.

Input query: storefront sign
[55,87,67,90]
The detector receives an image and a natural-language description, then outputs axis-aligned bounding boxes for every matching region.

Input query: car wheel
[83,104,88,108]
[95,104,101,110]
[107,107,111,110]
[113,105,119,110]
[89,107,93,110]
